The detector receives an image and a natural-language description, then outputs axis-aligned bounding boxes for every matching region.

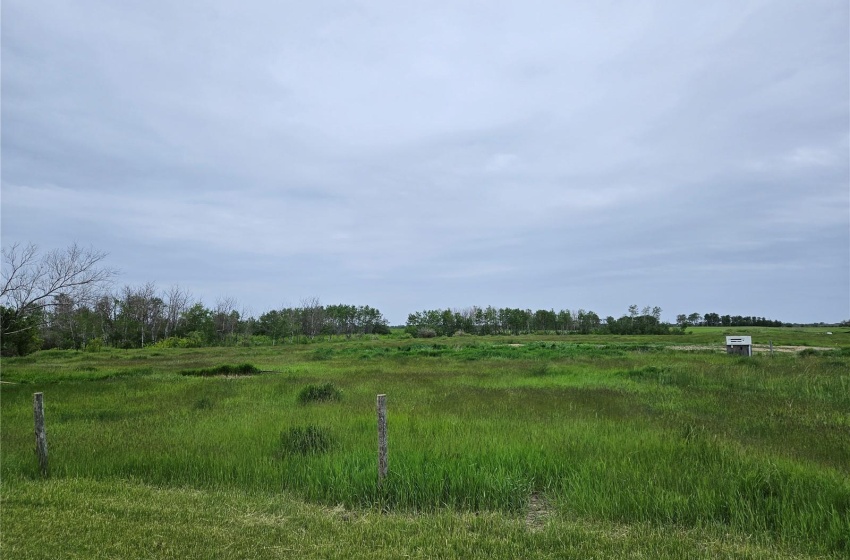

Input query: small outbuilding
[726,336,752,356]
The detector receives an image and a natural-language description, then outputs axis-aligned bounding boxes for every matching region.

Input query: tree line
[675,312,785,328]
[405,304,671,337]
[404,306,789,338]
[1,243,390,356]
[1,242,799,356]
[3,284,391,355]
[3,285,390,355]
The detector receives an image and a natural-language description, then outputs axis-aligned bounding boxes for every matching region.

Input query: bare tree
[163,284,192,338]
[300,297,324,340]
[285,305,301,343]
[138,282,164,345]
[1,242,116,336]
[114,282,164,347]
[213,297,240,343]
[93,293,117,344]
[239,304,254,341]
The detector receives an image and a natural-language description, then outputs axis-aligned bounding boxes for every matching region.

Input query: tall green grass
[1,336,848,555]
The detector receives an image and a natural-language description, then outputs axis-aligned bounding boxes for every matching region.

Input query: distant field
[2,333,848,558]
[686,325,847,343]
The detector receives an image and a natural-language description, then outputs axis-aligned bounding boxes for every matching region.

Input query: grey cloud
[2,0,847,324]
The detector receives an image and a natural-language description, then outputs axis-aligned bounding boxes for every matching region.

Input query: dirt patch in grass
[668,345,835,353]
[525,492,552,532]
[754,344,833,353]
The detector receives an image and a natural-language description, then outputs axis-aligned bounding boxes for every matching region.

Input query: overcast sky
[2,0,848,324]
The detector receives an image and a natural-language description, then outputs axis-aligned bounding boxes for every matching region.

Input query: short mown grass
[5,476,825,559]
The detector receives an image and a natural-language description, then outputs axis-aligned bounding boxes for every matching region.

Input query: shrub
[277,425,333,456]
[297,383,342,404]
[416,328,437,338]
[184,332,206,348]
[180,363,261,377]
[154,337,182,348]
[312,348,334,360]
[150,336,203,349]
[249,335,274,346]
[84,338,103,353]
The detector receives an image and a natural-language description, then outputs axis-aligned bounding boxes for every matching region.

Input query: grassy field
[2,327,848,558]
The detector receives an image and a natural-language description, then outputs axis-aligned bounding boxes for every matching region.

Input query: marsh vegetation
[2,328,848,558]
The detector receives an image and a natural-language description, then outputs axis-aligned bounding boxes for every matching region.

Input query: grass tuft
[277,425,334,456]
[297,383,342,404]
[312,347,335,360]
[193,397,214,410]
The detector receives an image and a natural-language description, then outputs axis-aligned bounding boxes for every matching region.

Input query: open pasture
[2,330,849,558]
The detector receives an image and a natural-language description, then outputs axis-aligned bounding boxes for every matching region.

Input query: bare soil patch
[525,492,553,532]
[668,345,834,353]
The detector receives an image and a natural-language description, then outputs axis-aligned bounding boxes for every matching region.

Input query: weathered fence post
[769,340,774,357]
[377,394,387,484]
[33,392,48,477]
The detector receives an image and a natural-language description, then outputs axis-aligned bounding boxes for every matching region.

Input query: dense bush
[416,328,437,338]
[1,305,43,357]
[150,333,206,349]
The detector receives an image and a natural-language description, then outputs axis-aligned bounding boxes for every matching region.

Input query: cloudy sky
[2,0,848,324]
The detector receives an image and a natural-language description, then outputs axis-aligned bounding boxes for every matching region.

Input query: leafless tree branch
[1,242,117,324]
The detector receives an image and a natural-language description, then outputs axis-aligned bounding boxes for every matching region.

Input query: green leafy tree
[299,297,324,340]
[556,310,573,333]
[1,305,43,356]
[182,303,215,343]
[355,305,388,335]
[606,306,670,335]
[703,312,721,326]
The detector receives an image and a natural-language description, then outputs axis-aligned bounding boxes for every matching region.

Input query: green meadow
[2,327,848,558]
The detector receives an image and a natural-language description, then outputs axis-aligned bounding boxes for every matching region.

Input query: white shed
[726,336,752,356]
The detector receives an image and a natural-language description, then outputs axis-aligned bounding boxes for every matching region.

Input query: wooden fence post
[33,392,48,477]
[377,394,387,484]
